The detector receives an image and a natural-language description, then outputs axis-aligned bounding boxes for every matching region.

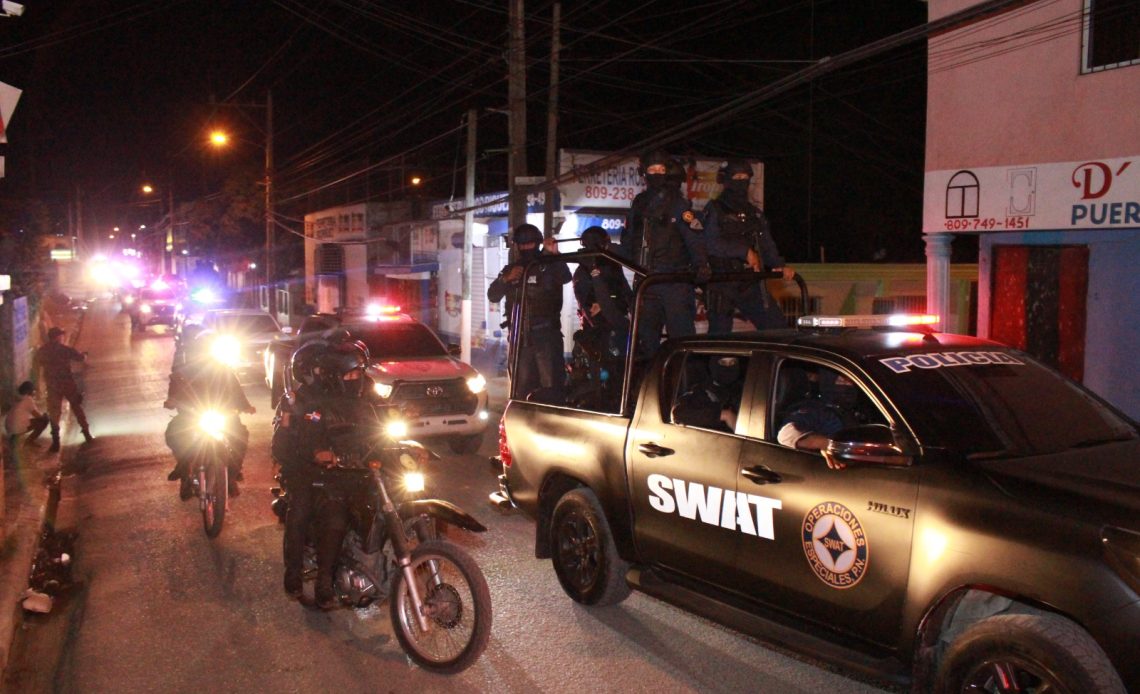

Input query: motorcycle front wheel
[390,540,492,674]
[200,463,227,539]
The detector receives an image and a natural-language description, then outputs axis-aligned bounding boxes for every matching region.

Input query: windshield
[213,314,280,334]
[870,349,1137,457]
[351,323,448,359]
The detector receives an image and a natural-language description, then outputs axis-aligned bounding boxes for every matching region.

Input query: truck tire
[550,488,630,606]
[934,613,1125,694]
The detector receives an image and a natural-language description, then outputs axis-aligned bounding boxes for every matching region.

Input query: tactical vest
[633,188,690,272]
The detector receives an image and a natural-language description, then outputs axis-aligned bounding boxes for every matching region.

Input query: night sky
[1,0,934,263]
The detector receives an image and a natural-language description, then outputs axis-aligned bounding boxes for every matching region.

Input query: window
[667,351,749,434]
[1083,0,1140,72]
[772,359,886,450]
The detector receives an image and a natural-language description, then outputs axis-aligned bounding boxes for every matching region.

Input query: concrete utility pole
[264,90,275,304]
[462,108,476,364]
[507,0,527,234]
[543,2,560,239]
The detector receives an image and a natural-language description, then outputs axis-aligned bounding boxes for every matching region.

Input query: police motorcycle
[270,346,492,673]
[164,329,255,539]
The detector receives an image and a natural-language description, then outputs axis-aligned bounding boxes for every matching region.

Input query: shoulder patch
[682,210,703,230]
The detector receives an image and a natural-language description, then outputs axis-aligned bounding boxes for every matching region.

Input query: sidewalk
[0,301,86,674]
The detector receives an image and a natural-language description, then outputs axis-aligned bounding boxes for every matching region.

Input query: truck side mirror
[824,424,913,467]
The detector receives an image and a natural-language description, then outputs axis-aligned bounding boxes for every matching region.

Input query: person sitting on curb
[5,380,51,468]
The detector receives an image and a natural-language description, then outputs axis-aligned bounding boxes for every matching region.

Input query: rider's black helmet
[315,339,370,397]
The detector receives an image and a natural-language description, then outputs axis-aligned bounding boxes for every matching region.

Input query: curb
[0,305,85,676]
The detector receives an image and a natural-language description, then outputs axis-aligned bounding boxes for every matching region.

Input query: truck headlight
[385,419,409,440]
[140,303,152,314]
[210,334,242,368]
[374,382,394,399]
[466,373,487,394]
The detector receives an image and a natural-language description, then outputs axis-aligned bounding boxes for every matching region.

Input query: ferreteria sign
[558,149,765,212]
[923,155,1140,234]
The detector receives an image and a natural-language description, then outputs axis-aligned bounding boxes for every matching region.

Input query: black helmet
[512,223,543,246]
[290,339,328,388]
[315,340,370,397]
[717,158,753,184]
[184,328,217,366]
[637,149,671,176]
[580,226,609,251]
[666,157,687,185]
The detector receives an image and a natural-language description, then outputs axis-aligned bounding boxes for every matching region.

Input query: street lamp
[207,91,274,303]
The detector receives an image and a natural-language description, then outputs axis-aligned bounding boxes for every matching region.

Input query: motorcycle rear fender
[399,499,487,533]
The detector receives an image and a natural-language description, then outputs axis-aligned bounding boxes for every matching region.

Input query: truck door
[726,355,918,647]
[628,349,758,584]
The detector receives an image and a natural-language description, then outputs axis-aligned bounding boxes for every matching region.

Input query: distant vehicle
[199,308,290,382]
[265,305,491,454]
[128,284,182,332]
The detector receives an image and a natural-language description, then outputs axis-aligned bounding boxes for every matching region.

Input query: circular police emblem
[802,501,868,589]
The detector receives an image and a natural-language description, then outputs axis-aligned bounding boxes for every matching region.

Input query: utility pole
[264,90,275,308]
[462,108,477,364]
[543,2,560,239]
[167,184,175,275]
[507,0,527,234]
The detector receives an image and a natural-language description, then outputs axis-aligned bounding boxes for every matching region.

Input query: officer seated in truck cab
[776,363,884,466]
[670,355,745,433]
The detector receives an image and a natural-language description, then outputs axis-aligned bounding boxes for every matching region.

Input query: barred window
[1083,0,1140,73]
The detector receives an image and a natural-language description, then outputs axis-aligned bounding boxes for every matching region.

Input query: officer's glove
[695,263,712,284]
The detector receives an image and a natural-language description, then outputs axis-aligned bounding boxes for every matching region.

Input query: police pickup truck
[494,261,1139,693]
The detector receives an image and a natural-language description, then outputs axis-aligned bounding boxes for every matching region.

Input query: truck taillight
[498,416,511,468]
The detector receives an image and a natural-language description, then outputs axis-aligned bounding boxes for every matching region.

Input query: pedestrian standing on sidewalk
[34,327,94,451]
[4,381,50,468]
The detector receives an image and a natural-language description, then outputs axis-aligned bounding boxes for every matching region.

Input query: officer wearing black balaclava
[703,158,795,333]
[620,150,710,359]
[671,355,745,432]
[570,226,633,411]
[488,223,571,401]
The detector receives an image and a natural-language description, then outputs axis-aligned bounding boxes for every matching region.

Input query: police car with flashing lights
[264,304,491,454]
[495,313,1140,693]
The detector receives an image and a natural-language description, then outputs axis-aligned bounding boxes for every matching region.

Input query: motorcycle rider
[272,335,389,608]
[620,150,711,359]
[163,329,254,498]
[702,158,795,333]
[487,223,571,402]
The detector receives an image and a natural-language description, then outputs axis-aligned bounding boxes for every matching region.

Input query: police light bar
[797,314,940,329]
[364,303,401,318]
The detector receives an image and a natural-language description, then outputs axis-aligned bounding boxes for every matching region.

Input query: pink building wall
[926,0,1140,168]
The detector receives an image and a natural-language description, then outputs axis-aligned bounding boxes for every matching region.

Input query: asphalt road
[5,299,893,693]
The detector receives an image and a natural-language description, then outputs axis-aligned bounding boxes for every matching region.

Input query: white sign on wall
[558,149,764,212]
[924,155,1140,233]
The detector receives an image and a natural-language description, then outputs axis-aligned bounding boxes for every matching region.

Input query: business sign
[430,190,548,220]
[557,149,764,212]
[923,155,1140,233]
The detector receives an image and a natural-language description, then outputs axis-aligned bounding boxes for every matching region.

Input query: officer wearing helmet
[569,226,632,410]
[487,223,571,402]
[621,150,710,358]
[271,334,391,608]
[163,328,255,499]
[702,158,794,333]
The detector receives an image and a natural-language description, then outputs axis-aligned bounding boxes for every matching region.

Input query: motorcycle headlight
[402,471,426,494]
[123,295,135,305]
[210,334,242,368]
[466,373,487,394]
[140,303,152,314]
[373,382,394,399]
[198,410,227,441]
[385,419,409,440]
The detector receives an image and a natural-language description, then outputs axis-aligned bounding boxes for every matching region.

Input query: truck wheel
[550,488,630,606]
[935,613,1125,694]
